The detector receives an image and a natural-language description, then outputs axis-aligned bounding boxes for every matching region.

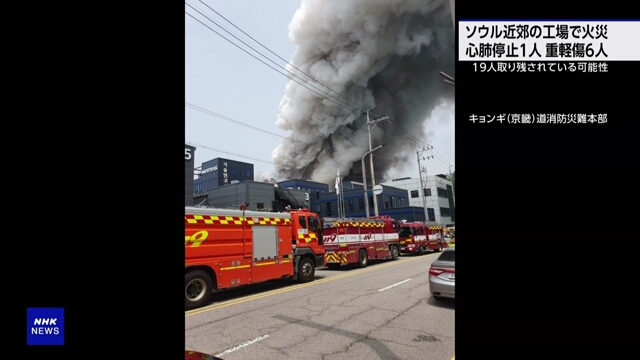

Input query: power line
[187,141,377,181]
[186,102,453,167]
[186,1,431,142]
[186,4,454,172]
[186,102,287,139]
[185,2,361,113]
[185,11,357,114]
[187,141,274,164]
[196,0,368,111]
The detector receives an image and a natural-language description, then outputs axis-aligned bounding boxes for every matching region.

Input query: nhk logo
[27,308,64,346]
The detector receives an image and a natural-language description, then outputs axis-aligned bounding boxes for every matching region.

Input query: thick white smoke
[267,0,454,185]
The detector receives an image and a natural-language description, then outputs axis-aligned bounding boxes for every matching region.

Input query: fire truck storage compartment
[252,225,278,260]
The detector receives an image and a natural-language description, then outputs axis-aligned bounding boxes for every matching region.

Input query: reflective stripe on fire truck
[325,252,349,263]
[185,215,291,225]
[326,222,383,228]
[297,233,317,243]
[255,261,276,266]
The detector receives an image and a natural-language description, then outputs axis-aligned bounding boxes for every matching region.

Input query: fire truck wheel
[418,246,424,255]
[391,246,399,260]
[437,244,442,252]
[297,257,315,283]
[185,270,213,310]
[357,249,368,268]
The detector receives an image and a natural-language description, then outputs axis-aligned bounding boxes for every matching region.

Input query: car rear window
[438,250,455,261]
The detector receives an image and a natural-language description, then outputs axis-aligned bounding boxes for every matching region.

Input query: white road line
[378,278,412,292]
[215,335,269,357]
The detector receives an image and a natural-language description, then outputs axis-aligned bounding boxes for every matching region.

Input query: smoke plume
[267,0,454,185]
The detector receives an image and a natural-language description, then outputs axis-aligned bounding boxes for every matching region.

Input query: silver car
[429,247,455,300]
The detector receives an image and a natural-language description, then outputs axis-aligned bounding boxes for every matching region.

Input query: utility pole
[362,144,386,218]
[449,164,455,205]
[417,146,434,223]
[366,108,390,217]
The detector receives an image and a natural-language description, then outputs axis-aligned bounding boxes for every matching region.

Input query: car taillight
[429,267,454,276]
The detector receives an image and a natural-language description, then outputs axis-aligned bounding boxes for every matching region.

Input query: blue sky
[185,0,455,181]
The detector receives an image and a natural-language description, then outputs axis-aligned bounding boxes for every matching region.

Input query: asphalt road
[186,252,454,360]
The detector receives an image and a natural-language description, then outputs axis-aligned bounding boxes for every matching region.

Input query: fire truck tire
[436,244,442,252]
[185,270,213,310]
[418,246,424,255]
[357,249,368,268]
[391,245,399,260]
[297,257,315,283]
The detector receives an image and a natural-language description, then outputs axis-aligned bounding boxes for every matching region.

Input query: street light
[362,143,386,218]
[366,108,390,216]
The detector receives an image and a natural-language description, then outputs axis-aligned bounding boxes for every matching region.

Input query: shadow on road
[318,257,408,272]
[274,314,403,360]
[200,275,329,306]
[426,297,455,309]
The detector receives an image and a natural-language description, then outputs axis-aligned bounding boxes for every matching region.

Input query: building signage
[222,162,228,184]
[185,147,193,161]
[201,166,218,174]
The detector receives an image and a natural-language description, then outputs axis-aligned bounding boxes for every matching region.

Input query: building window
[349,199,354,211]
[327,202,332,216]
[358,198,364,209]
[247,171,251,178]
[440,207,451,217]
[411,190,419,198]
[424,188,432,196]
[316,191,320,199]
[232,168,236,175]
[427,208,436,222]
[437,188,448,198]
[385,201,389,209]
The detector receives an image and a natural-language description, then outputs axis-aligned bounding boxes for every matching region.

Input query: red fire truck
[185,205,325,310]
[321,215,401,269]
[398,222,447,255]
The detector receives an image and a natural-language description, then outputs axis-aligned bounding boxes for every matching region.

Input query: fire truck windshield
[398,227,413,237]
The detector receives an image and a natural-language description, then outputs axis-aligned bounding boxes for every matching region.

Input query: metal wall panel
[252,225,278,260]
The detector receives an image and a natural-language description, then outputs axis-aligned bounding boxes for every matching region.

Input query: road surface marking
[215,335,269,357]
[378,278,412,292]
[186,253,439,317]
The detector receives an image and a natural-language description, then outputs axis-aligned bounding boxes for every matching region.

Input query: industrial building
[277,179,330,214]
[381,175,455,226]
[194,180,312,213]
[185,144,196,206]
[188,155,454,226]
[193,157,254,195]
